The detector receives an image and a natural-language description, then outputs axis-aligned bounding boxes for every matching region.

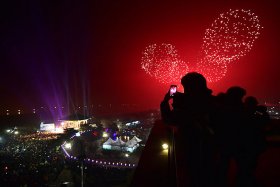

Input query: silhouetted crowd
[160,72,270,187]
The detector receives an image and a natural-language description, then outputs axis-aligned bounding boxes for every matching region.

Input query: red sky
[0,0,279,112]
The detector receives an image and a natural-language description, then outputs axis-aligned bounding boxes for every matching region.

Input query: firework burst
[141,9,262,84]
[202,9,262,63]
[141,43,189,84]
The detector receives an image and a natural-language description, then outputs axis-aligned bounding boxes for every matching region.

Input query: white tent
[102,137,115,150]
[125,139,137,147]
[103,137,115,145]
[102,136,140,152]
[110,137,125,151]
[124,138,140,152]
[131,136,142,143]
[114,137,125,146]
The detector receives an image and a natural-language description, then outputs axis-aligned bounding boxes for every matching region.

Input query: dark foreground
[132,119,280,187]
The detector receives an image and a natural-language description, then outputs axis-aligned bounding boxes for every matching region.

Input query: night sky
[0,0,280,112]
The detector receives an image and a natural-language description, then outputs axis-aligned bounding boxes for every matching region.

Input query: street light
[162,143,168,150]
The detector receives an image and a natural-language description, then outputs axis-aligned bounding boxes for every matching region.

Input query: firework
[198,9,262,82]
[202,9,262,63]
[141,43,189,84]
[141,9,262,83]
[196,55,228,83]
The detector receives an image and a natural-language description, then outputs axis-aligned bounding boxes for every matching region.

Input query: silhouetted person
[216,86,247,187]
[236,96,269,187]
[160,72,216,187]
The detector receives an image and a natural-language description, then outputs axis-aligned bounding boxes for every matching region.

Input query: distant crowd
[0,131,64,186]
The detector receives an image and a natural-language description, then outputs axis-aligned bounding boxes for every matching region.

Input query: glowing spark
[202,9,262,63]
[141,9,262,83]
[198,9,262,82]
[196,55,228,83]
[141,43,189,84]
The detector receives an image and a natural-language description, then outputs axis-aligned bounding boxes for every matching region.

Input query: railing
[168,126,178,187]
[132,118,280,187]
[131,120,178,187]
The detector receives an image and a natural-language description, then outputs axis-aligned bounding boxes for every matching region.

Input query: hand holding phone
[169,85,177,97]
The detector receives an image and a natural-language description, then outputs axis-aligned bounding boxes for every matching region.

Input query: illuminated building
[40,122,55,131]
[59,114,90,130]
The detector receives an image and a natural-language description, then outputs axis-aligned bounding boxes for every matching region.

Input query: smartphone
[169,85,177,97]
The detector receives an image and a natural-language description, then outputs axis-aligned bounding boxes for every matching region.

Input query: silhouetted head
[226,86,246,101]
[244,96,258,108]
[181,72,210,94]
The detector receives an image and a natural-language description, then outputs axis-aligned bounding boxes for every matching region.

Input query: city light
[102,132,108,138]
[54,127,64,134]
[76,132,81,137]
[162,143,168,150]
[65,143,72,149]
